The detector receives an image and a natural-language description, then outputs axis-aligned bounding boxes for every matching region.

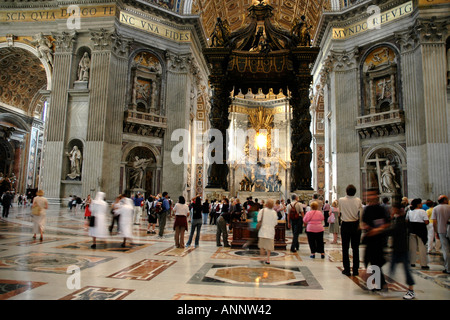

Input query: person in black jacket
[202,199,209,225]
[361,190,390,291]
[186,196,203,247]
[1,191,12,218]
[388,197,416,299]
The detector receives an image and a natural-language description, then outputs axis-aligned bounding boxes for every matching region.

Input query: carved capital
[413,17,448,44]
[394,28,418,53]
[165,52,192,73]
[52,31,77,53]
[111,32,133,58]
[328,47,360,72]
[90,28,114,51]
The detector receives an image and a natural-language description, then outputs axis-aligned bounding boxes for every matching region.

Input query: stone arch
[127,49,165,115]
[0,44,50,119]
[121,142,161,196]
[0,41,52,91]
[361,143,407,199]
[121,142,161,166]
[360,42,402,116]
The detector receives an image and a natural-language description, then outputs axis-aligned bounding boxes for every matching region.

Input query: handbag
[256,208,265,231]
[89,216,96,227]
[327,212,335,224]
[31,205,41,216]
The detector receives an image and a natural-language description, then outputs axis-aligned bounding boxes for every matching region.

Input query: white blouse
[257,208,278,239]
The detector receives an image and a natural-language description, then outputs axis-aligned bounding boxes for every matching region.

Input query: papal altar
[231,221,287,250]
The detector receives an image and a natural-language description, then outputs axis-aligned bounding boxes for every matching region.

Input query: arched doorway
[121,144,161,198]
[362,144,407,202]
[0,43,51,194]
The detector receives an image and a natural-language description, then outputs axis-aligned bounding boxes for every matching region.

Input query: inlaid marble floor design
[0,204,448,300]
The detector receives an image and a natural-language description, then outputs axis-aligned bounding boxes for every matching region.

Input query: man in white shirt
[431,195,450,274]
[338,184,363,276]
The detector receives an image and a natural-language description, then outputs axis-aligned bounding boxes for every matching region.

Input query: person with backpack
[287,194,304,253]
[146,195,157,234]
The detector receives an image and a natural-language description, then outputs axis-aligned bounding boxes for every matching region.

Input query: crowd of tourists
[2,184,449,300]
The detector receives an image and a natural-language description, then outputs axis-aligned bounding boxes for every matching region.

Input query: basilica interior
[0,0,449,303]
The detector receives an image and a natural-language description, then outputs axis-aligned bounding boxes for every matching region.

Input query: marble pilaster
[40,31,76,199]
[396,18,450,198]
[83,29,131,199]
[161,52,192,198]
[326,48,361,198]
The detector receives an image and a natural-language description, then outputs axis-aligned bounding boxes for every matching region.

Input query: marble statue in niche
[365,151,402,196]
[66,145,82,180]
[77,52,90,82]
[129,156,152,189]
[381,160,400,194]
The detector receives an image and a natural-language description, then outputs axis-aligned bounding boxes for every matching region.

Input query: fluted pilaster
[40,31,76,199]
[161,52,193,196]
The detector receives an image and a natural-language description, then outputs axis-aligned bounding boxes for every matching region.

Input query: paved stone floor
[0,204,448,302]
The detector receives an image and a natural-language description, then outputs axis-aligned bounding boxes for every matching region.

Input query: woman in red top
[304,201,325,259]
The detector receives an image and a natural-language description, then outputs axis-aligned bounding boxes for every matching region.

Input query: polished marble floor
[0,204,449,301]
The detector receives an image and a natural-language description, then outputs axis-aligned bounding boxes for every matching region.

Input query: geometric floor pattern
[0,204,449,302]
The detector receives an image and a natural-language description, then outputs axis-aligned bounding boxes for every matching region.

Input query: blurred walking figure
[257,199,278,264]
[388,197,416,299]
[117,195,134,247]
[31,190,48,241]
[431,195,450,274]
[243,203,260,249]
[361,190,390,291]
[89,192,109,249]
[109,195,121,234]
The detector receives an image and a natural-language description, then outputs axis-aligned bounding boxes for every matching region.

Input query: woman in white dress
[257,199,279,264]
[117,196,134,247]
[89,192,109,249]
[31,190,48,241]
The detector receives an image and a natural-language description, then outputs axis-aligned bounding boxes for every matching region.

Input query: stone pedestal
[73,80,88,89]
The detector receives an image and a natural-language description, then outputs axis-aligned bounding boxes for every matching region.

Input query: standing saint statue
[129,156,152,189]
[66,146,82,180]
[381,160,400,193]
[77,52,90,82]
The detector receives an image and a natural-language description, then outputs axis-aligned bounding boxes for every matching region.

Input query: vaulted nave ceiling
[192,0,330,45]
